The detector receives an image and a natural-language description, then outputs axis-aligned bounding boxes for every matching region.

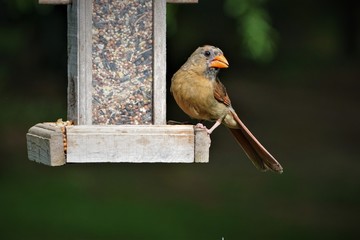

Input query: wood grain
[26,123,66,166]
[153,0,167,125]
[66,125,209,163]
[67,0,93,124]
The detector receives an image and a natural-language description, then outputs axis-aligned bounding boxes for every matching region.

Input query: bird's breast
[171,72,229,121]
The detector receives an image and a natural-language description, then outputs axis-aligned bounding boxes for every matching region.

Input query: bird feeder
[26,0,210,166]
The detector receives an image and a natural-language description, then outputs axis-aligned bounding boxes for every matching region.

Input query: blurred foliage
[5,0,54,15]
[9,0,34,13]
[166,4,179,37]
[167,0,278,62]
[0,0,66,96]
[225,0,278,62]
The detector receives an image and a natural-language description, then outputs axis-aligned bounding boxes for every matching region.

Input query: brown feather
[213,79,232,107]
[170,45,283,173]
[213,78,282,173]
[229,110,283,173]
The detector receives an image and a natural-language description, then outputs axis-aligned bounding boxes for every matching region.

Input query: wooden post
[194,128,211,163]
[27,123,66,166]
[153,0,167,125]
[67,0,92,125]
[28,0,209,166]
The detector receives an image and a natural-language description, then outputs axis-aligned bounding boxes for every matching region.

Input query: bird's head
[184,45,229,79]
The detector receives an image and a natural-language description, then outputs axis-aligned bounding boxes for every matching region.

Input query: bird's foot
[195,123,212,135]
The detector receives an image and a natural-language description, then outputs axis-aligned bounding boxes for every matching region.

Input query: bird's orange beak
[210,55,229,68]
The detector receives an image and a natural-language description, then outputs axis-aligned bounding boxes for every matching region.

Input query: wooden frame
[28,0,208,166]
[153,0,167,125]
[67,0,92,125]
[27,123,210,165]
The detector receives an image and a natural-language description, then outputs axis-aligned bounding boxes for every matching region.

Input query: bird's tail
[228,111,283,173]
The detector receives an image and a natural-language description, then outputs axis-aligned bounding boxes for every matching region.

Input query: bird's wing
[213,79,232,107]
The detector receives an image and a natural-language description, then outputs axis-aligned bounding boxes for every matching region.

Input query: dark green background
[1,0,359,239]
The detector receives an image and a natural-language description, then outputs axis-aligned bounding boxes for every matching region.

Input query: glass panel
[92,0,153,124]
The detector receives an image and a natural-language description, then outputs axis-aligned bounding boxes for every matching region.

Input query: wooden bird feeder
[27,0,210,166]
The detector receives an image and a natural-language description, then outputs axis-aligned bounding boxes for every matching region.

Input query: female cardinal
[170,45,283,173]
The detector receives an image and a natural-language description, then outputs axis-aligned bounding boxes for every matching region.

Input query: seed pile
[92,0,153,125]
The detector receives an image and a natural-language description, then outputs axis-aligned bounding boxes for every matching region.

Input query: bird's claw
[195,123,212,135]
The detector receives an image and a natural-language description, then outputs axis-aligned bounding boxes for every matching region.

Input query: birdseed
[92,0,153,125]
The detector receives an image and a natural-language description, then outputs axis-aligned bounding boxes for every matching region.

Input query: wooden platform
[27,123,210,166]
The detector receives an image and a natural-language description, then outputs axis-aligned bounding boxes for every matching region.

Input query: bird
[170,45,283,173]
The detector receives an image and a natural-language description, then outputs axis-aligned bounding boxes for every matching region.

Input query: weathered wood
[39,0,71,4]
[28,0,209,165]
[153,0,167,125]
[67,0,93,125]
[66,125,201,163]
[26,123,66,166]
[194,128,210,163]
[167,0,198,3]
[26,124,210,164]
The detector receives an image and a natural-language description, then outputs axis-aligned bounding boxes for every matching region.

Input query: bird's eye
[204,51,211,57]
